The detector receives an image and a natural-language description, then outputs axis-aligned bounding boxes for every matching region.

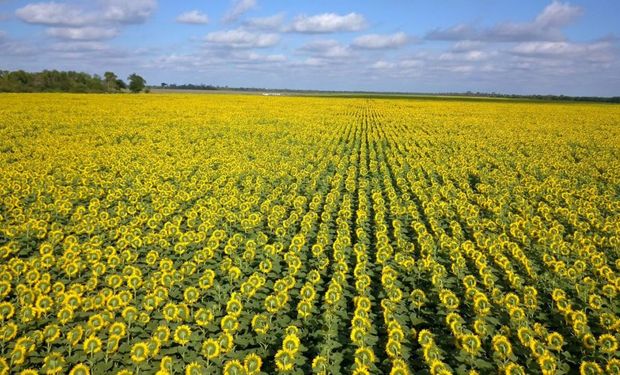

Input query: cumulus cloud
[352,32,409,49]
[223,0,256,23]
[102,0,157,24]
[244,13,285,31]
[205,28,280,48]
[511,41,614,63]
[300,39,351,58]
[289,12,366,33]
[16,2,95,26]
[426,1,583,42]
[16,1,157,26]
[535,1,582,28]
[49,41,109,52]
[46,27,119,40]
[176,10,209,25]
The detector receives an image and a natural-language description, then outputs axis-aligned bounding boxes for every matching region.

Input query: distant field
[1,93,619,374]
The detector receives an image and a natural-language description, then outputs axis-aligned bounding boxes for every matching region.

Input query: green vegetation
[0,70,146,93]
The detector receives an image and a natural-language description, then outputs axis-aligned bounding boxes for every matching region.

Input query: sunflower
[251,314,269,335]
[106,335,121,354]
[202,338,220,360]
[226,298,243,317]
[68,364,90,375]
[546,332,564,351]
[174,325,192,345]
[580,361,603,375]
[492,334,512,359]
[130,342,149,364]
[194,308,214,327]
[537,353,557,375]
[354,347,375,366]
[460,334,482,356]
[223,360,245,375]
[220,315,239,333]
[0,322,17,342]
[244,353,262,375]
[10,345,27,366]
[598,334,618,354]
[183,287,200,305]
[504,363,526,375]
[163,303,178,322]
[42,352,65,375]
[154,325,171,343]
[312,355,328,374]
[606,359,620,374]
[67,325,83,347]
[275,349,295,372]
[185,362,203,375]
[83,335,102,356]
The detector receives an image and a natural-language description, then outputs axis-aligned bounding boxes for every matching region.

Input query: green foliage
[128,73,146,93]
[0,69,130,93]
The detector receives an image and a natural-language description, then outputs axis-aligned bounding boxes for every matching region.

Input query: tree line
[0,70,147,93]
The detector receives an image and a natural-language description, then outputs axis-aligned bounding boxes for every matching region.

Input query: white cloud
[223,0,256,23]
[439,50,490,62]
[289,12,366,33]
[426,1,583,43]
[49,41,109,52]
[244,13,285,31]
[205,28,279,48]
[300,39,351,58]
[452,40,485,52]
[511,41,614,63]
[237,51,286,63]
[102,0,157,24]
[16,2,95,26]
[535,1,582,28]
[46,26,119,40]
[371,60,396,69]
[352,32,409,49]
[176,10,209,25]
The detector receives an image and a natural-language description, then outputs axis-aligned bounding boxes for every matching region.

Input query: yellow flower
[130,342,149,364]
[244,353,262,375]
[354,347,375,366]
[580,361,603,375]
[83,335,102,356]
[109,322,127,337]
[223,360,245,375]
[538,353,557,375]
[173,325,191,345]
[202,338,221,360]
[460,334,482,356]
[42,352,65,375]
[154,325,171,343]
[194,308,214,327]
[183,287,200,305]
[275,349,295,372]
[546,332,564,351]
[598,334,618,354]
[282,334,300,354]
[504,363,526,375]
[69,364,90,375]
[10,345,27,366]
[492,334,512,359]
[185,362,203,375]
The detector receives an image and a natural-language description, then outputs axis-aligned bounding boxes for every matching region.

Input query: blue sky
[1,0,619,95]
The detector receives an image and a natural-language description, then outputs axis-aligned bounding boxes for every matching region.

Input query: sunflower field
[0,93,619,375]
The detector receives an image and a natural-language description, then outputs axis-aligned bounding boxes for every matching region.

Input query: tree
[116,79,127,90]
[128,73,146,93]
[104,71,118,91]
